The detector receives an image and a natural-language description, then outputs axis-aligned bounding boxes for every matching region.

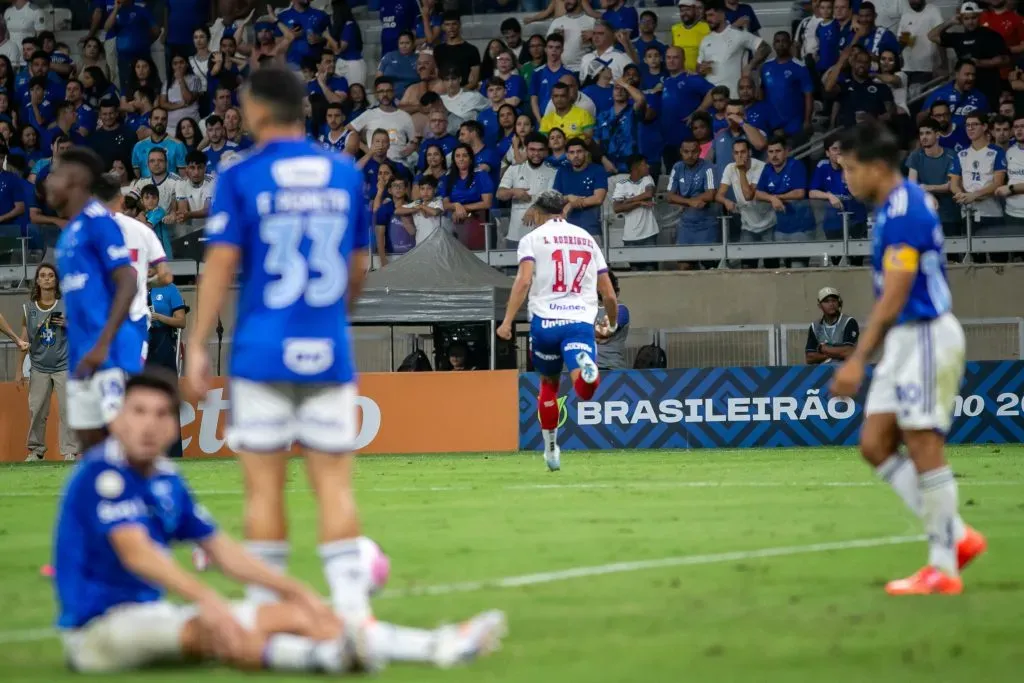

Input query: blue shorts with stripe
[529,317,597,377]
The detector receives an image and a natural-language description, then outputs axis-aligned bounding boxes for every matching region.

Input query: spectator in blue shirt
[921,60,988,128]
[44,102,88,150]
[530,33,572,122]
[488,48,527,108]
[725,0,761,34]
[553,137,608,238]
[131,107,187,178]
[329,2,366,90]
[278,0,331,69]
[736,75,779,137]
[21,77,55,131]
[459,120,502,187]
[760,31,813,144]
[16,51,64,105]
[633,11,667,61]
[439,143,494,249]
[755,135,813,265]
[595,77,647,175]
[202,114,239,170]
[477,78,508,147]
[927,100,970,153]
[667,139,718,251]
[418,109,458,170]
[0,159,25,229]
[809,134,867,240]
[378,0,417,55]
[602,0,639,38]
[64,79,97,138]
[851,2,900,63]
[660,46,713,171]
[103,0,160,93]
[378,31,419,99]
[163,0,210,75]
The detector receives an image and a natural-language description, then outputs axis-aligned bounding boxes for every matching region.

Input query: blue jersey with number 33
[205,140,371,383]
[871,180,952,325]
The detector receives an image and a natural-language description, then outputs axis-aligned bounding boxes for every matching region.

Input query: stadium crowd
[0,0,1023,271]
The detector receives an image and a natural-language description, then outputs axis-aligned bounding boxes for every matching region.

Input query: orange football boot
[885,566,963,595]
[957,525,988,571]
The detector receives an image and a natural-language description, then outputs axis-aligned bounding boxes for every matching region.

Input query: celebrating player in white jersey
[53,368,506,675]
[831,122,986,596]
[96,175,174,363]
[497,191,618,471]
[185,66,378,625]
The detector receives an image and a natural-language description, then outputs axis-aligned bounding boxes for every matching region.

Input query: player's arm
[805,325,829,365]
[110,525,224,604]
[499,257,534,330]
[848,245,918,364]
[596,272,618,330]
[822,318,859,360]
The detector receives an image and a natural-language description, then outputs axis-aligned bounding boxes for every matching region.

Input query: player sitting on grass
[831,122,986,595]
[497,190,619,471]
[52,367,507,674]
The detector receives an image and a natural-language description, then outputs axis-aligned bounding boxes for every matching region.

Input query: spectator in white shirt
[178,150,214,230]
[0,16,21,68]
[698,0,770,96]
[995,114,1024,229]
[440,68,488,120]
[547,0,596,73]
[897,0,943,91]
[345,76,419,163]
[579,21,637,84]
[950,111,1007,238]
[130,148,188,234]
[716,138,775,267]
[611,154,660,268]
[398,175,451,243]
[3,1,40,58]
[496,132,557,246]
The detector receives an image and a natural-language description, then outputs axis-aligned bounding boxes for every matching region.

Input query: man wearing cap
[805,287,859,365]
[928,3,1009,104]
[672,0,710,75]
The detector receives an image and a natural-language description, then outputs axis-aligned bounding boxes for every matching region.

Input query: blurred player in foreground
[51,148,141,450]
[497,191,618,471]
[185,66,379,626]
[831,122,986,596]
[53,368,507,674]
[96,174,174,364]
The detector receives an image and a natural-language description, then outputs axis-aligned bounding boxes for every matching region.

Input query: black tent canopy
[350,229,527,369]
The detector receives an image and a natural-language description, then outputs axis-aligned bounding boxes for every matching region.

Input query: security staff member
[146,279,187,456]
[805,286,859,365]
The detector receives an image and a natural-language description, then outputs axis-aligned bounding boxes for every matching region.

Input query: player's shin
[242,540,290,604]
[260,634,349,673]
[538,378,560,451]
[875,451,924,518]
[319,537,373,622]
[573,371,599,400]
[919,465,963,576]
[366,621,439,663]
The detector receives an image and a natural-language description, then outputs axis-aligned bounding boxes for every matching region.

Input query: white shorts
[865,313,966,433]
[227,379,359,454]
[66,368,127,430]
[61,600,257,673]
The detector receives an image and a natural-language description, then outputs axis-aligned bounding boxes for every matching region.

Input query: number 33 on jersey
[205,141,371,383]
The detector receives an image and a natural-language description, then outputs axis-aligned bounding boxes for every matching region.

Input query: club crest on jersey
[61,273,89,292]
[95,470,125,499]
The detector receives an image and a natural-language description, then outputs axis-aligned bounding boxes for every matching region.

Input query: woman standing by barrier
[17,264,78,462]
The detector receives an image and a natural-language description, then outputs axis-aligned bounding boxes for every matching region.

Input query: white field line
[0,534,924,645]
[0,480,1021,499]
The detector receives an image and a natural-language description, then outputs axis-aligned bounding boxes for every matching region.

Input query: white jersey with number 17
[517,218,607,325]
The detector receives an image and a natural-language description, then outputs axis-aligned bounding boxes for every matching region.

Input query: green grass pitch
[1,447,1023,683]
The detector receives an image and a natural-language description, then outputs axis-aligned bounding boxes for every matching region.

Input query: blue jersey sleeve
[375,199,394,226]
[206,165,243,247]
[78,465,149,537]
[618,303,630,327]
[756,168,771,192]
[172,484,217,543]
[437,174,451,198]
[553,168,566,194]
[949,153,962,177]
[477,172,495,195]
[167,284,185,311]
[994,146,1008,172]
[810,162,828,191]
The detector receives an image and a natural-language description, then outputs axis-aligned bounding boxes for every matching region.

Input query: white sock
[542,428,558,452]
[244,540,289,604]
[919,467,961,576]
[875,453,923,517]
[261,634,347,672]
[319,538,372,624]
[366,621,439,663]
[876,454,967,542]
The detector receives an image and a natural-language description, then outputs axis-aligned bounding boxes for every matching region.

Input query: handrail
[793,73,953,160]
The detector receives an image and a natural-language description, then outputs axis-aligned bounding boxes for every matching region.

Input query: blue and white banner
[518,361,1024,449]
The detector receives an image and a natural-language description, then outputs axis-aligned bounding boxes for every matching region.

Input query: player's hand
[496,321,513,340]
[185,344,212,401]
[285,585,341,632]
[197,594,247,660]
[74,344,108,379]
[830,358,864,398]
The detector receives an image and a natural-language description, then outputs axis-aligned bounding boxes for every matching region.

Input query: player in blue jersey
[831,122,986,596]
[497,192,619,472]
[54,367,506,674]
[51,147,142,450]
[184,66,378,625]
